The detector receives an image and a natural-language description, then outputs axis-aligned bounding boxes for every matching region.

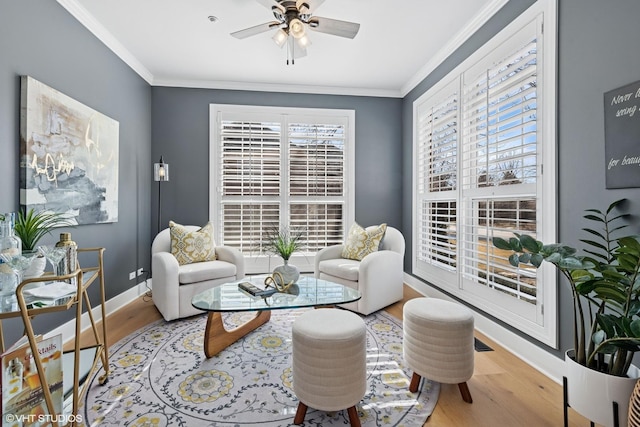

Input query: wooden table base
[204,310,272,358]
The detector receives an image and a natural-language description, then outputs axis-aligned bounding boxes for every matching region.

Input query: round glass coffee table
[191,275,361,358]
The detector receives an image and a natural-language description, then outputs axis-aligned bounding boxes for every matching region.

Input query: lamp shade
[297,34,311,48]
[289,18,305,39]
[154,157,169,182]
[272,29,288,47]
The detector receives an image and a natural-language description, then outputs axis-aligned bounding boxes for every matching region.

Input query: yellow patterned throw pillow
[169,221,217,265]
[341,222,387,261]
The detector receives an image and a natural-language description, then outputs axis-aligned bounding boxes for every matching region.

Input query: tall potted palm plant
[493,200,640,427]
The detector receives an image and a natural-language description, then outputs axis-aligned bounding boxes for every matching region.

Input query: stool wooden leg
[458,382,473,403]
[294,402,308,424]
[409,372,421,392]
[347,406,361,427]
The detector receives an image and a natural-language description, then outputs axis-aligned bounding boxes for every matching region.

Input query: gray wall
[3,0,638,364]
[0,0,152,345]
[151,87,402,232]
[401,0,640,358]
[556,0,640,358]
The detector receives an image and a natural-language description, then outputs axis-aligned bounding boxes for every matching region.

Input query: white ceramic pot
[566,350,640,427]
[273,260,300,285]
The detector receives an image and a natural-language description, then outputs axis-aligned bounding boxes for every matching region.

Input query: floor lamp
[154,156,169,234]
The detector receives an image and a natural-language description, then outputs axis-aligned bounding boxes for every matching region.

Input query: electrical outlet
[129,271,136,280]
[137,268,144,277]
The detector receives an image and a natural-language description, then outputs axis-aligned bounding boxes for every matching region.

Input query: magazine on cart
[1,334,63,426]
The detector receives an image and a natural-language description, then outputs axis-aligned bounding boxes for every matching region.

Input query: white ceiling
[59,0,506,97]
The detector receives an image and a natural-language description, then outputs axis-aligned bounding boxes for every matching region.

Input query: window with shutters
[209,105,355,273]
[412,1,557,346]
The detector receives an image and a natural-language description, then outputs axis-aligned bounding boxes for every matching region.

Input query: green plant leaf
[14,208,72,251]
[596,313,616,337]
[558,257,586,270]
[592,329,605,345]
[260,225,305,260]
[508,254,520,267]
[492,237,513,251]
[520,235,540,253]
[581,228,606,240]
[584,214,605,222]
[629,301,640,317]
[545,252,562,264]
[610,224,629,233]
[530,253,544,267]
[518,253,531,264]
[580,239,608,252]
[593,286,627,304]
[606,198,626,213]
[509,237,522,252]
[570,269,593,281]
[582,250,609,262]
[630,320,640,337]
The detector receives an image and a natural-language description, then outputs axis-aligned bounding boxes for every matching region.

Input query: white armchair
[314,226,405,315]
[151,226,245,321]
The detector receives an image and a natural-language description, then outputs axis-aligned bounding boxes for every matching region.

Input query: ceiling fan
[231,0,360,64]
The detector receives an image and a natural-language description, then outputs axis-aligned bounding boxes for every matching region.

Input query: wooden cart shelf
[0,247,109,427]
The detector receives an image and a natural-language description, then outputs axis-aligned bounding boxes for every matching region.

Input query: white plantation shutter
[217,115,283,253]
[460,198,538,302]
[417,199,457,269]
[415,79,459,276]
[289,122,345,197]
[211,106,354,272]
[413,6,557,346]
[460,18,540,304]
[288,122,346,252]
[461,21,538,192]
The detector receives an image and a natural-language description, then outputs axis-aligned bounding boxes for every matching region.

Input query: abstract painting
[19,76,119,224]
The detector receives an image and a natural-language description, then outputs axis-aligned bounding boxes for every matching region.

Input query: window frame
[412,0,557,347]
[209,104,356,274]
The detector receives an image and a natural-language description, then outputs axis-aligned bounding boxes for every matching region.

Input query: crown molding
[58,0,505,99]
[400,0,509,97]
[56,0,154,84]
[152,78,402,98]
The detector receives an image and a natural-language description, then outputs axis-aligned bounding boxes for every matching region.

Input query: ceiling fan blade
[255,0,285,13]
[297,0,325,14]
[308,17,360,39]
[231,21,281,39]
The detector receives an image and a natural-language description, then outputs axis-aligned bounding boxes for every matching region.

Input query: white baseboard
[44,279,153,345]
[403,274,565,385]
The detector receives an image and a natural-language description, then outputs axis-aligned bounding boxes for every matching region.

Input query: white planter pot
[273,261,300,285]
[566,350,640,427]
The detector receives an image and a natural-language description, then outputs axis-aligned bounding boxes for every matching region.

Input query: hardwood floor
[73,286,589,426]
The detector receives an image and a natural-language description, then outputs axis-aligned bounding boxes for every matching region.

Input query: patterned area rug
[83,309,439,426]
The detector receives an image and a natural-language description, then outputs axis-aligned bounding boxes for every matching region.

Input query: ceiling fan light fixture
[297,2,310,15]
[272,28,288,47]
[297,33,311,48]
[289,18,305,39]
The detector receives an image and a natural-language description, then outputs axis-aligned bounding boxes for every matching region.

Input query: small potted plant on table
[261,225,305,286]
[14,208,72,278]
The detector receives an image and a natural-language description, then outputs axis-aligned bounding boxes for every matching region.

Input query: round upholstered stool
[292,308,367,427]
[403,297,474,403]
